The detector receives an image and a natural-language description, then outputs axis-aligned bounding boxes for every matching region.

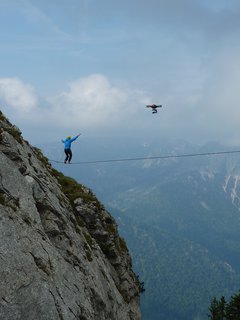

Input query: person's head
[66,136,71,140]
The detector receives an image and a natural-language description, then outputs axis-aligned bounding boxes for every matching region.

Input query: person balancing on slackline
[61,133,81,164]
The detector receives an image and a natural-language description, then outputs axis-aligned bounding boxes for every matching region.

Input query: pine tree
[225,291,240,320]
[209,297,220,319]
[208,296,226,320]
[218,296,226,320]
[209,290,240,320]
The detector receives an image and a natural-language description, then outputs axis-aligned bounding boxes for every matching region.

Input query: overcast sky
[0,0,240,146]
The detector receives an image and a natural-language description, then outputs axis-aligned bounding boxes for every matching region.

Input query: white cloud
[1,74,151,143]
[0,77,38,112]
[5,68,240,147]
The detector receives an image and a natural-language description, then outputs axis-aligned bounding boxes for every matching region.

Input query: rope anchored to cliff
[49,149,240,165]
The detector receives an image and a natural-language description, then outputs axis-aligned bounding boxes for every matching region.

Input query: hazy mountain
[42,138,240,320]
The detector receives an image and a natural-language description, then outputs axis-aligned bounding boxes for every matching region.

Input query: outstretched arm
[70,134,81,142]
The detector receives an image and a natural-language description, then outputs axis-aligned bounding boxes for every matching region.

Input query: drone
[146,104,162,114]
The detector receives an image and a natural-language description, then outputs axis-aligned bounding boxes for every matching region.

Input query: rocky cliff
[0,111,142,320]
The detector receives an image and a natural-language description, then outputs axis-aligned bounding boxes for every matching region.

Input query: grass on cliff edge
[31,146,100,207]
[51,168,102,208]
[0,111,22,144]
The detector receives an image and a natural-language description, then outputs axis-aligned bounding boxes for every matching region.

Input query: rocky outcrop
[0,111,142,320]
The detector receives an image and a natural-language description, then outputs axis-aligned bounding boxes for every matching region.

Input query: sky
[1,0,240,146]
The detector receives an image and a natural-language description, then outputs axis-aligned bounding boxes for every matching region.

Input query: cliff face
[0,112,142,320]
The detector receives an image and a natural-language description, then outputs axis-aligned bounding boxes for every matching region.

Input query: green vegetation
[83,232,94,248]
[0,128,3,143]
[83,233,94,262]
[99,242,114,257]
[74,215,85,228]
[117,218,240,320]
[208,291,240,319]
[85,248,93,261]
[7,127,22,143]
[0,193,5,205]
[33,147,51,167]
[136,275,145,294]
[118,237,128,253]
[0,193,19,211]
[0,111,21,143]
[52,168,102,207]
[0,111,7,122]
[104,223,116,234]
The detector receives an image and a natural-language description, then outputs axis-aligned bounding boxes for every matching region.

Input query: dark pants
[64,149,72,163]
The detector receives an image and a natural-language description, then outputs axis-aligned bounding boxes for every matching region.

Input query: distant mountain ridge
[43,137,240,320]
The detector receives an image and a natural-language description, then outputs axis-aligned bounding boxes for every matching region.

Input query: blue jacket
[61,135,79,149]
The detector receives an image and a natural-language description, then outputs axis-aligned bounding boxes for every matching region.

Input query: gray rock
[0,111,142,320]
